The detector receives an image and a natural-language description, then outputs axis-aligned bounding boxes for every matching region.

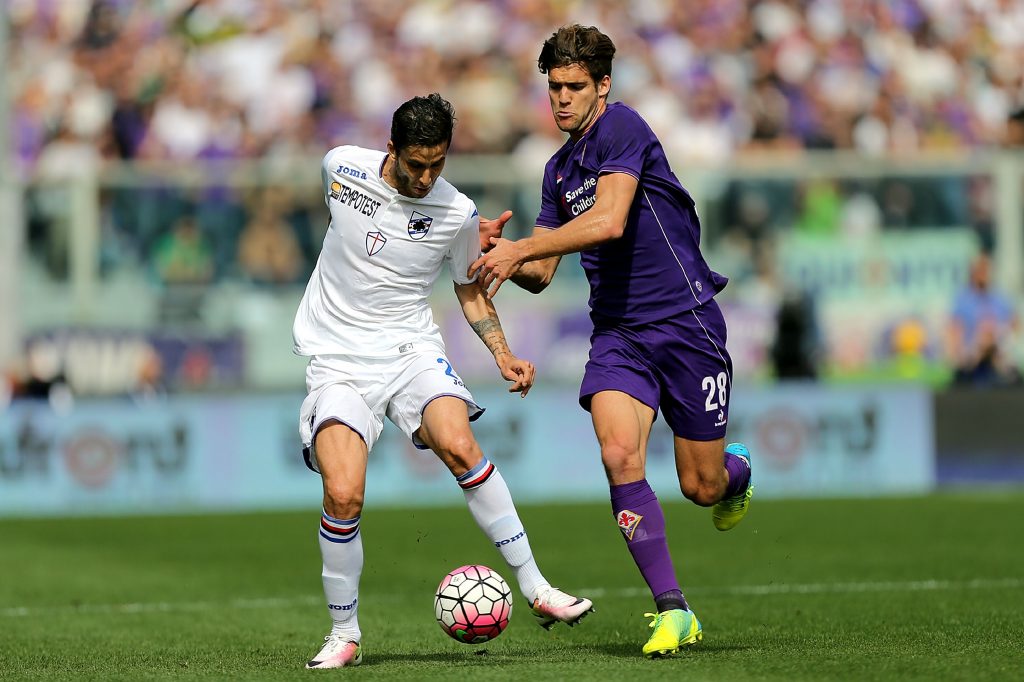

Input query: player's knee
[433,432,482,475]
[600,442,642,479]
[679,477,722,507]
[323,486,363,520]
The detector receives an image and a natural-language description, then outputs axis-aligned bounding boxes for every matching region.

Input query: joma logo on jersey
[617,509,643,541]
[407,211,432,240]
[336,164,367,180]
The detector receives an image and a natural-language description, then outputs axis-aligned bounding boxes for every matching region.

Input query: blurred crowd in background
[3,0,1023,401]
[8,0,1024,171]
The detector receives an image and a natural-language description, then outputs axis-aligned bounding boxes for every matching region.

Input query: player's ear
[386,140,396,158]
[597,75,611,99]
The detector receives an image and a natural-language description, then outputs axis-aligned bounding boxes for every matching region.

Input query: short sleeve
[535,170,563,229]
[595,109,649,179]
[447,204,482,284]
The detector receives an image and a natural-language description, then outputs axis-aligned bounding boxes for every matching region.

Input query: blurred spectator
[947,252,1021,386]
[236,193,304,285]
[794,178,842,237]
[770,289,820,380]
[1007,107,1024,148]
[152,215,214,285]
[877,316,941,382]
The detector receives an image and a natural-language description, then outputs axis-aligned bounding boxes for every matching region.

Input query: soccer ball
[434,564,513,643]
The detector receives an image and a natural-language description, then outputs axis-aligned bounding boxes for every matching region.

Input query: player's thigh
[299,373,385,466]
[299,379,381,513]
[582,326,660,482]
[386,351,484,471]
[656,302,733,443]
[590,390,656,483]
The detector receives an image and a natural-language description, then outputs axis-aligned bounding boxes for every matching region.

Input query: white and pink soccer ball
[434,564,513,643]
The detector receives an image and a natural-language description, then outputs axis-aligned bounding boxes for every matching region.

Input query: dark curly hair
[390,93,456,153]
[537,24,616,83]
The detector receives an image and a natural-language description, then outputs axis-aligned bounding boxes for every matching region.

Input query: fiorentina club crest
[365,231,387,256]
[617,509,643,541]
[407,211,432,240]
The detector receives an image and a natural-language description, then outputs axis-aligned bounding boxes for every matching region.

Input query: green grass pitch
[2,492,1023,680]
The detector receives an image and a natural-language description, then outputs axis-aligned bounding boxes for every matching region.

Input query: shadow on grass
[359,651,506,666]
[580,641,755,659]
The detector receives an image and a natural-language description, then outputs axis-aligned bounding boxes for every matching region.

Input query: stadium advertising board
[0,385,933,516]
[21,329,245,396]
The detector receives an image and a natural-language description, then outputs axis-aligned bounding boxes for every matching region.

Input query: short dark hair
[537,24,616,82]
[390,93,456,153]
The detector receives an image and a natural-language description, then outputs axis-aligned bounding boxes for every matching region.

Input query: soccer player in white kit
[295,94,593,669]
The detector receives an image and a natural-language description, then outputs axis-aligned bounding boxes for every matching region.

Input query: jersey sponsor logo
[398,343,414,353]
[365,231,387,256]
[330,180,382,218]
[617,509,643,541]
[336,164,368,180]
[407,211,432,240]
[564,176,597,216]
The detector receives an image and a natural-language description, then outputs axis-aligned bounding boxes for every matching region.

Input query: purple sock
[610,480,685,608]
[723,452,751,498]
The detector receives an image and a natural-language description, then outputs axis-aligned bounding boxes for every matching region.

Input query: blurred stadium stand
[1,1,1022,511]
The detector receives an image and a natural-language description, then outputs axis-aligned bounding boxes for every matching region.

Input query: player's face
[547,64,610,140]
[387,142,448,198]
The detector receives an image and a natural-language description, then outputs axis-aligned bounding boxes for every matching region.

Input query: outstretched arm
[453,280,535,396]
[471,172,638,297]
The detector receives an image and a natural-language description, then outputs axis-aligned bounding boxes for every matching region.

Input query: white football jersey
[293,145,481,357]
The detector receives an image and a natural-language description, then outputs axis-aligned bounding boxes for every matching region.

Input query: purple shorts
[580,299,733,441]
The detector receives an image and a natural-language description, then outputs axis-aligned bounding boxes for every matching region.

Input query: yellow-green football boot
[712,442,753,531]
[642,609,702,658]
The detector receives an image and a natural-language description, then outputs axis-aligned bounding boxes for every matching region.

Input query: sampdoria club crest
[407,211,432,240]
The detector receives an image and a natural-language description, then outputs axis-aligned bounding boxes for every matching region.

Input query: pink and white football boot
[305,635,362,669]
[531,586,595,629]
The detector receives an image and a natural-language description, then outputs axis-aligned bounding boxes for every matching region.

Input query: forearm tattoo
[471,315,511,359]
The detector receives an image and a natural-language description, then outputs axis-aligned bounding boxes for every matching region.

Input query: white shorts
[298,349,484,473]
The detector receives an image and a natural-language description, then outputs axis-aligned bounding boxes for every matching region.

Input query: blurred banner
[22,328,245,395]
[0,383,933,517]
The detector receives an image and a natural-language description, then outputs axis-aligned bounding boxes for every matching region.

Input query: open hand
[469,238,524,298]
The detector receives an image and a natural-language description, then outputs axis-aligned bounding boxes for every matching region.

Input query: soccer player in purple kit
[471,24,754,658]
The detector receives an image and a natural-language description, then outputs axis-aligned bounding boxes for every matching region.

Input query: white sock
[457,458,549,602]
[318,509,362,642]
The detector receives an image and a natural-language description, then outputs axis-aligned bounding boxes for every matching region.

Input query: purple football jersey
[536,102,728,323]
